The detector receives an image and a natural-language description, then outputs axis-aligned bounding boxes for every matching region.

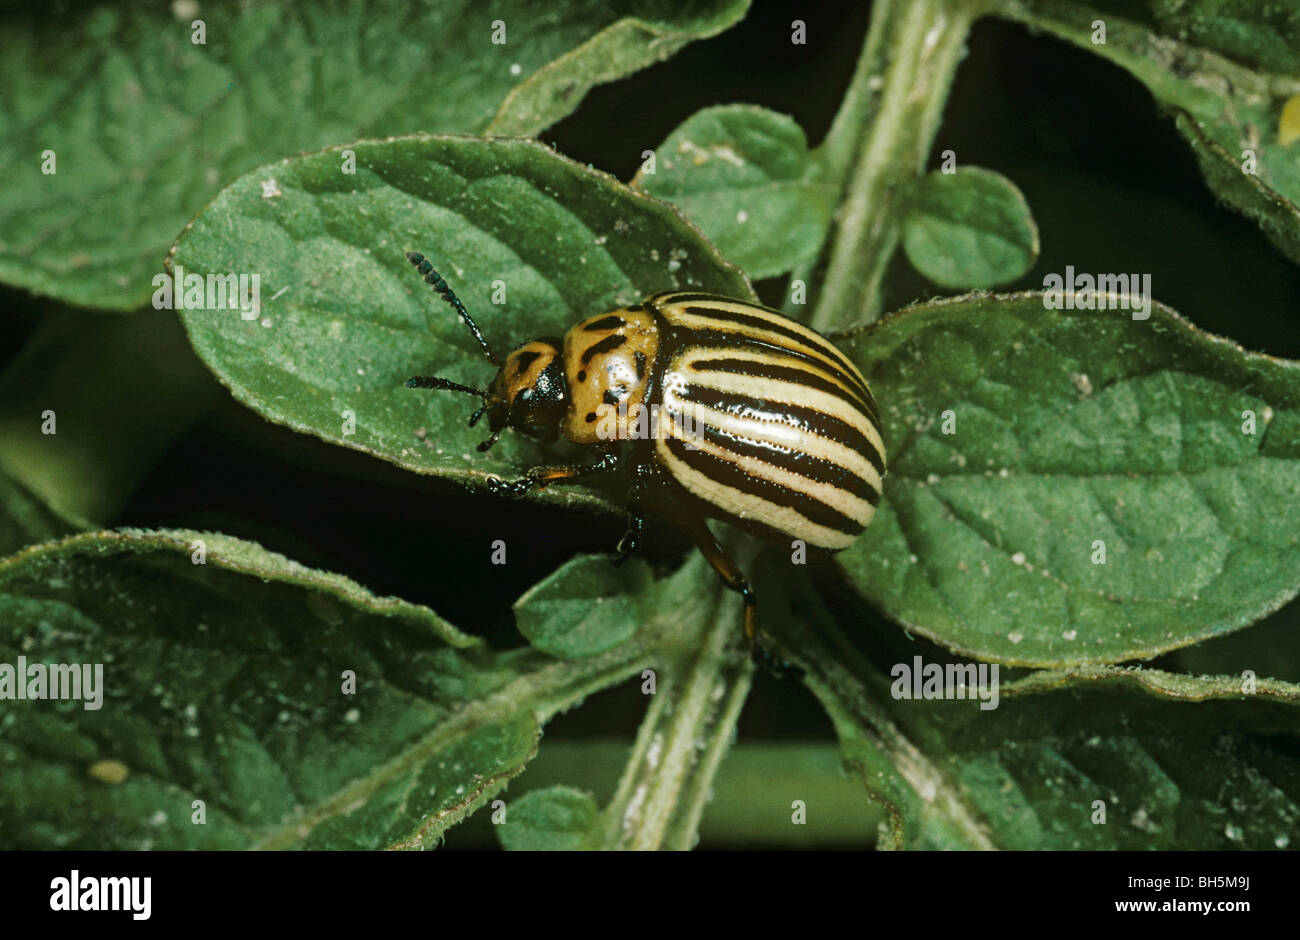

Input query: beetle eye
[518,388,534,403]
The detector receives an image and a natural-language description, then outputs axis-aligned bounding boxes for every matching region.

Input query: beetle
[403,250,886,644]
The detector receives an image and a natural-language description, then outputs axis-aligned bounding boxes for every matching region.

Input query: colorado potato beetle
[404,251,886,643]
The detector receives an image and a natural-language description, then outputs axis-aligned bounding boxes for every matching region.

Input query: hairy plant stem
[600,555,755,850]
[782,0,896,317]
[810,0,979,332]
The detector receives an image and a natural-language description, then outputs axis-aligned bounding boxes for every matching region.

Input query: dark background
[3,0,1298,848]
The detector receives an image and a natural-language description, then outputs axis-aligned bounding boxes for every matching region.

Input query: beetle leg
[486,447,619,498]
[681,517,760,646]
[612,512,644,566]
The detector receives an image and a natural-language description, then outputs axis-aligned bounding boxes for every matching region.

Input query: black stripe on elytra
[677,305,874,404]
[643,302,678,408]
[686,416,880,506]
[689,356,877,423]
[513,350,542,373]
[677,384,885,478]
[583,315,626,332]
[663,437,866,537]
[581,333,627,364]
[649,291,729,305]
[654,469,844,551]
[634,350,647,380]
[680,330,882,428]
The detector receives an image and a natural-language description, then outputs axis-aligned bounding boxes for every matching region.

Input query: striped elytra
[649,293,885,554]
[404,251,885,644]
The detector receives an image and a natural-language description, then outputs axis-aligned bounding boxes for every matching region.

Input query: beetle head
[403,251,568,452]
[482,338,568,444]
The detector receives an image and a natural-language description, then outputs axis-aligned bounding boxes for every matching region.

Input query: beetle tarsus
[612,513,644,566]
[487,476,535,498]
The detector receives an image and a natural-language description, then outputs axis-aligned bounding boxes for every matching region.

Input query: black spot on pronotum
[584,315,626,332]
[577,370,587,383]
[514,350,542,373]
[581,334,627,364]
[585,412,597,423]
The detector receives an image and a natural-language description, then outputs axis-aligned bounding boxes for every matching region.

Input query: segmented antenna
[405,375,498,451]
[407,251,499,365]
[405,376,487,397]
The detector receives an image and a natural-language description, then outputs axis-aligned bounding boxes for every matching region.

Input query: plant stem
[819,0,898,185]
[783,0,897,317]
[599,566,755,850]
[662,635,754,850]
[810,0,979,332]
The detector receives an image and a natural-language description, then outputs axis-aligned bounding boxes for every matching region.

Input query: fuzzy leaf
[900,167,1039,289]
[824,661,1300,850]
[496,785,601,850]
[762,570,1300,850]
[0,528,652,849]
[634,105,834,279]
[169,135,752,513]
[0,0,748,310]
[514,555,649,658]
[994,0,1300,266]
[0,472,76,560]
[838,292,1300,666]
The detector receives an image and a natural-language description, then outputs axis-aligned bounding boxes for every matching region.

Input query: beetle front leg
[486,447,619,497]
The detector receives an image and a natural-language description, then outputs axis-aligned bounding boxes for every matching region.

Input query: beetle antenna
[405,376,487,397]
[406,251,500,366]
[468,405,487,428]
[476,430,502,453]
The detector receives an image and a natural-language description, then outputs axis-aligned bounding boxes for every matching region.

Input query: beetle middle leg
[679,515,760,646]
[486,446,619,497]
[612,512,644,566]
[611,459,655,566]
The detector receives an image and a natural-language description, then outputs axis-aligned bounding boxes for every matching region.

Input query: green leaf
[0,0,748,311]
[900,167,1039,289]
[993,0,1300,266]
[0,528,659,849]
[486,2,753,137]
[169,134,752,510]
[633,105,834,279]
[832,662,1300,850]
[837,292,1300,666]
[1146,0,1300,75]
[514,554,649,658]
[0,310,215,535]
[0,471,77,559]
[496,785,600,850]
[763,573,1300,850]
